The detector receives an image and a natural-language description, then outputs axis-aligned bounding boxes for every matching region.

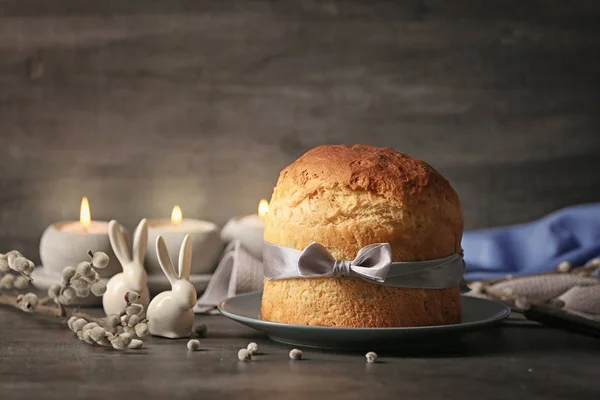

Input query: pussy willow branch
[0,293,103,323]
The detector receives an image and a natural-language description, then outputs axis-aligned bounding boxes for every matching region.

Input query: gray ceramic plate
[218,292,510,350]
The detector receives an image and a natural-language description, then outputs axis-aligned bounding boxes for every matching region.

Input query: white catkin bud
[90,327,107,343]
[59,295,73,305]
[48,284,61,299]
[127,314,140,327]
[111,333,133,350]
[0,257,9,273]
[557,261,571,273]
[71,277,90,290]
[128,339,144,349]
[104,314,120,328]
[63,287,77,300]
[90,281,107,296]
[238,348,252,361]
[13,276,29,289]
[289,349,302,360]
[134,322,149,338]
[0,274,15,289]
[125,291,139,304]
[76,330,84,340]
[19,293,39,312]
[126,304,144,316]
[61,266,76,284]
[123,326,135,335]
[92,252,110,269]
[247,342,258,355]
[9,257,29,273]
[81,329,95,344]
[76,261,93,276]
[72,318,88,332]
[75,286,90,298]
[67,316,78,331]
[187,339,201,351]
[82,322,99,331]
[366,351,378,363]
[116,326,125,335]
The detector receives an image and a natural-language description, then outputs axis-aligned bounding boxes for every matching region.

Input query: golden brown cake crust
[261,144,464,327]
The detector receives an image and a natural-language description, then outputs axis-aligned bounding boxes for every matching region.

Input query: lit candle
[33,197,122,305]
[145,206,222,279]
[221,199,269,260]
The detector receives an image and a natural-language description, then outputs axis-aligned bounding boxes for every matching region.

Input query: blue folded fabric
[462,203,600,281]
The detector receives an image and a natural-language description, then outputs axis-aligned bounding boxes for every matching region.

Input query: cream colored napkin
[194,240,264,314]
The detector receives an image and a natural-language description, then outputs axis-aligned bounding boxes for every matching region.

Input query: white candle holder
[32,221,126,305]
[144,219,223,293]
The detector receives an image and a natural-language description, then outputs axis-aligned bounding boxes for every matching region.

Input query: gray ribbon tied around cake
[264,241,464,289]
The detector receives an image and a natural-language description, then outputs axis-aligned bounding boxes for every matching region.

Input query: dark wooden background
[1,0,600,262]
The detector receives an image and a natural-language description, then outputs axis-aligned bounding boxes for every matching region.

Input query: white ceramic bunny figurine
[103,219,150,316]
[147,235,197,338]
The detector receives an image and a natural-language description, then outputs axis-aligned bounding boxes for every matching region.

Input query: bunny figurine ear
[177,235,193,280]
[109,220,131,267]
[156,236,177,286]
[132,219,148,266]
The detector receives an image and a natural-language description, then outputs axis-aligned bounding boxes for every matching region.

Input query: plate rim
[218,291,511,332]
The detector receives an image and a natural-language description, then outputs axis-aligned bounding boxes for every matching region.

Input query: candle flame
[171,205,183,224]
[258,199,269,219]
[80,196,91,227]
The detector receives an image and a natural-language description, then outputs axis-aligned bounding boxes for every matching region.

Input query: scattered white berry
[128,339,144,349]
[72,318,88,332]
[111,333,133,350]
[90,281,107,296]
[125,291,139,303]
[61,266,76,284]
[238,348,252,361]
[48,284,61,299]
[92,252,110,269]
[126,304,144,316]
[187,339,201,351]
[134,322,149,338]
[289,348,302,360]
[19,293,39,312]
[0,274,15,289]
[557,261,571,273]
[366,351,378,363]
[247,342,258,355]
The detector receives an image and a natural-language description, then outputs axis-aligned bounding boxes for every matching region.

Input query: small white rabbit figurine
[147,235,197,339]
[103,219,150,316]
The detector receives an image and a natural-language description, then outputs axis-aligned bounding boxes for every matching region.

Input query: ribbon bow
[297,242,392,283]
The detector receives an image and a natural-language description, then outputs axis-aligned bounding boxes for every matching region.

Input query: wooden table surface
[1,306,599,400]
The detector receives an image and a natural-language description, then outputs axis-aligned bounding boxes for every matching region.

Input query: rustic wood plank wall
[1,0,599,261]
